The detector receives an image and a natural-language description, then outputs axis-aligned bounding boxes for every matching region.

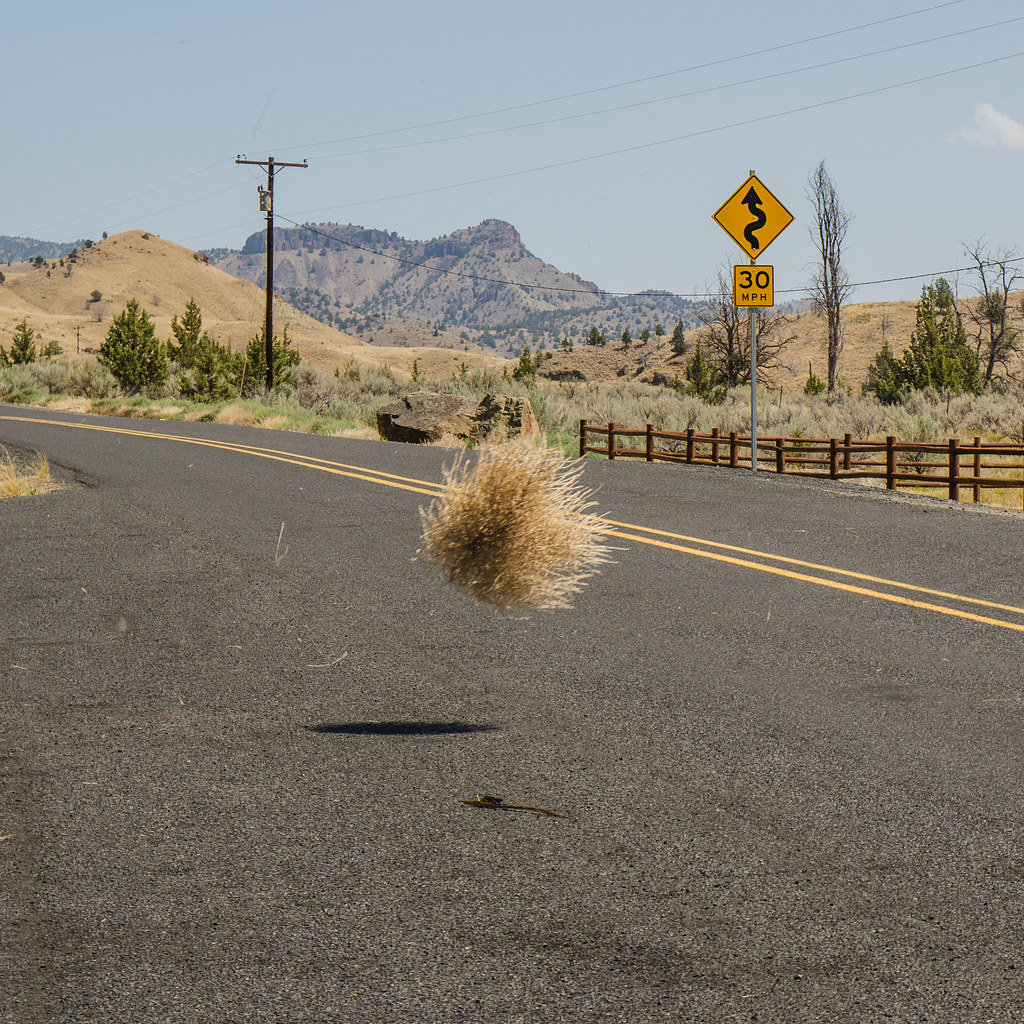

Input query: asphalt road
[2,404,1023,1023]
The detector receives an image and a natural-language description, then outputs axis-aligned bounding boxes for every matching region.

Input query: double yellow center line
[5,412,1024,633]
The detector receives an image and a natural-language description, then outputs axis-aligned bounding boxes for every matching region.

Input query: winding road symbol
[713,173,793,260]
[741,187,767,251]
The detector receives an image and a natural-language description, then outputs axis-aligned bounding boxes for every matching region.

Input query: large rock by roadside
[376,392,539,444]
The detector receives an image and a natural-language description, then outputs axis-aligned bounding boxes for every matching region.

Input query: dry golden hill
[0,231,503,380]
[4,233,1006,393]
[780,300,920,390]
[535,294,1008,393]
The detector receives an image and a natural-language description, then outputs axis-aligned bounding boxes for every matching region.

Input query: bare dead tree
[961,240,1022,386]
[806,160,853,393]
[692,263,795,388]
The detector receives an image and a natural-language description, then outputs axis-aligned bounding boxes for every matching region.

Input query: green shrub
[238,326,300,395]
[9,319,36,364]
[66,360,121,398]
[98,299,169,395]
[804,371,827,396]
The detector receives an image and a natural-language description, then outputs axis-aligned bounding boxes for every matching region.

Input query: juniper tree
[9,319,36,364]
[900,278,981,396]
[512,345,536,381]
[238,325,300,396]
[684,338,724,402]
[863,341,904,405]
[168,297,210,369]
[670,320,687,357]
[98,299,169,394]
[168,297,237,400]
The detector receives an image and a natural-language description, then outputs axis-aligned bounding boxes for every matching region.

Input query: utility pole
[235,155,307,392]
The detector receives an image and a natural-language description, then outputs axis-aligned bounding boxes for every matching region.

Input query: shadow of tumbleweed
[306,721,497,736]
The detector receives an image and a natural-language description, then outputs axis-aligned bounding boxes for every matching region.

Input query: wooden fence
[578,420,1024,506]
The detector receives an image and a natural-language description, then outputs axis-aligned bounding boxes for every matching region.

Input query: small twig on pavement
[307,652,349,669]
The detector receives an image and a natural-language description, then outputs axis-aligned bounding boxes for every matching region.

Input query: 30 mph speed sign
[733,265,774,307]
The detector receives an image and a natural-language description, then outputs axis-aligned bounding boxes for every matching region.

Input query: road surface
[2,405,1023,1023]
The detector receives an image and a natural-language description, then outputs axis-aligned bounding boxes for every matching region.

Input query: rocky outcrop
[376,392,539,445]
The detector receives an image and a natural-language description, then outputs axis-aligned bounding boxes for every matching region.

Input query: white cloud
[950,103,1024,149]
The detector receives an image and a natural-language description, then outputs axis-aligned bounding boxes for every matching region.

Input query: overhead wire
[17,0,1014,310]
[19,0,980,241]
[310,17,1024,162]
[287,49,1024,219]
[271,0,970,154]
[276,215,1024,302]
[24,159,235,237]
[101,181,252,235]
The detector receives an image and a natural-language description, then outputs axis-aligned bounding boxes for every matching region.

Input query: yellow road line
[601,518,1024,619]
[0,414,446,498]
[604,528,1024,634]
[4,410,1021,632]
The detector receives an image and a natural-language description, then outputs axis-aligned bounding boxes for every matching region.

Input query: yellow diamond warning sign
[733,265,774,307]
[713,173,793,260]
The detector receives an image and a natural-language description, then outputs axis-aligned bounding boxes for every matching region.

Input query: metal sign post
[749,270,757,472]
[712,170,793,471]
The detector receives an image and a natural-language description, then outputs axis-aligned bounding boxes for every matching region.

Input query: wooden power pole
[235,155,307,391]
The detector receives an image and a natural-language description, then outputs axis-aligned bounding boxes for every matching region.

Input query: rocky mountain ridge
[208,219,700,356]
[0,235,88,263]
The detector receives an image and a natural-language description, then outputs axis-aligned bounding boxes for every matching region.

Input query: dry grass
[258,414,291,431]
[337,426,382,440]
[214,405,257,426]
[417,442,614,611]
[0,447,59,499]
[47,396,93,413]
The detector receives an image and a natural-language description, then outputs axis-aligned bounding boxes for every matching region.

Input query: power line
[819,257,1024,294]
[24,160,234,237]
[312,17,1024,162]
[271,0,970,155]
[288,50,1024,220]
[16,2,984,246]
[102,181,251,234]
[275,216,1024,302]
[15,1,977,246]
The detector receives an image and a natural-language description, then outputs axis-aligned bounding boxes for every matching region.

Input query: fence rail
[578,420,1024,506]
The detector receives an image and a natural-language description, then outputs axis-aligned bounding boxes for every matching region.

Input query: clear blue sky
[4,0,1023,303]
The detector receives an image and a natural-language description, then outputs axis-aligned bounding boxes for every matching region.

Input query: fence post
[579,419,587,458]
[775,437,785,475]
[949,438,960,501]
[973,436,981,504]
[829,438,838,479]
[843,433,852,471]
[711,427,720,465]
[607,422,615,461]
[686,428,695,464]
[645,423,654,463]
[729,431,738,468]
[886,436,896,490]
